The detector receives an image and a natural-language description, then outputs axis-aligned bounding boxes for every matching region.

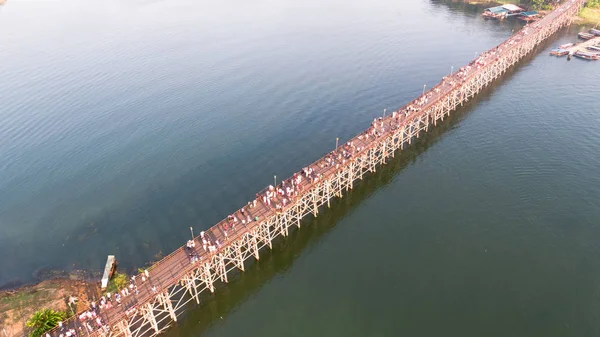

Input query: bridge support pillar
[202,263,216,293]
[162,291,177,322]
[251,232,260,260]
[145,303,159,333]
[218,255,228,283]
[119,321,132,337]
[326,182,331,208]
[237,243,245,271]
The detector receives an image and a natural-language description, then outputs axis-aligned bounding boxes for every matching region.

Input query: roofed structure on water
[483,4,525,19]
[502,4,524,12]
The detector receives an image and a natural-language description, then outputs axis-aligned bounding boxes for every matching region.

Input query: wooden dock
[44,1,586,337]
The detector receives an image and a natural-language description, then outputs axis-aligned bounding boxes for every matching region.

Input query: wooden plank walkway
[45,1,586,337]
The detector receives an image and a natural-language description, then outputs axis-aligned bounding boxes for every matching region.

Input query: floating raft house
[483,4,524,19]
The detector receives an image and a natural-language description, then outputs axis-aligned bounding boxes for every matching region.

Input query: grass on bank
[579,7,600,25]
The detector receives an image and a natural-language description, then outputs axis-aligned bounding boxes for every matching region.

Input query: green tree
[26,309,67,337]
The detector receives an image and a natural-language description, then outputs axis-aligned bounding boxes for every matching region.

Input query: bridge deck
[46,1,585,337]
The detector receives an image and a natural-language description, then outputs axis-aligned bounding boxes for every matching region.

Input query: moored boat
[590,28,600,36]
[578,32,595,40]
[587,45,600,52]
[573,51,599,60]
[559,43,574,49]
[549,49,570,56]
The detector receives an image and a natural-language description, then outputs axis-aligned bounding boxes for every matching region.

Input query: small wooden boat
[587,45,600,52]
[559,43,574,49]
[590,28,600,36]
[578,32,595,40]
[549,49,570,56]
[573,51,599,60]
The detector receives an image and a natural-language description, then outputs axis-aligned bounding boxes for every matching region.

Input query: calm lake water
[1,0,600,335]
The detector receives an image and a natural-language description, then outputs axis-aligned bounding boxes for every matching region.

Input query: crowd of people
[48,297,109,337]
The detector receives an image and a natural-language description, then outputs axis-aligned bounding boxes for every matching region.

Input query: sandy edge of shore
[0,279,99,337]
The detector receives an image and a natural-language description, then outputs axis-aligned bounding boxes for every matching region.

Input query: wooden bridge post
[276,215,287,237]
[296,208,301,228]
[284,214,289,236]
[145,303,159,333]
[119,321,132,337]
[333,173,340,198]
[162,291,177,322]
[251,231,260,259]
[326,181,331,208]
[183,271,200,304]
[236,241,245,271]
[265,222,274,248]
[359,155,366,179]
[347,161,354,190]
[191,271,200,304]
[181,274,192,300]
[218,254,228,283]
[369,148,377,172]
[202,263,215,293]
[312,190,319,217]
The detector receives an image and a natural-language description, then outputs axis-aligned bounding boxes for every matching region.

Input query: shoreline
[0,278,99,337]
[448,0,599,25]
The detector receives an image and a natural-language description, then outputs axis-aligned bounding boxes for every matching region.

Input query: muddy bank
[0,278,100,337]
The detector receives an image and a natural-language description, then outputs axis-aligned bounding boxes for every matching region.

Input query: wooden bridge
[46,1,586,337]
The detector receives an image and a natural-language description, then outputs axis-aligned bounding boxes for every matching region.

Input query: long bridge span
[47,1,585,337]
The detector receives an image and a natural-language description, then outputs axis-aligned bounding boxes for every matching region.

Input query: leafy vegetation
[585,0,600,8]
[515,0,555,10]
[522,0,600,10]
[105,272,128,294]
[25,309,67,337]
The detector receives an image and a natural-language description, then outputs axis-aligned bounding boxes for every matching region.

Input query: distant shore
[443,0,599,26]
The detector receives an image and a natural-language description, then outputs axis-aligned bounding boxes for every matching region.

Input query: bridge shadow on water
[160,36,560,336]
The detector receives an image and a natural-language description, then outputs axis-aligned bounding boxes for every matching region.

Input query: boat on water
[559,43,575,49]
[578,32,595,40]
[590,28,600,36]
[587,45,600,52]
[573,51,599,60]
[549,49,570,56]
